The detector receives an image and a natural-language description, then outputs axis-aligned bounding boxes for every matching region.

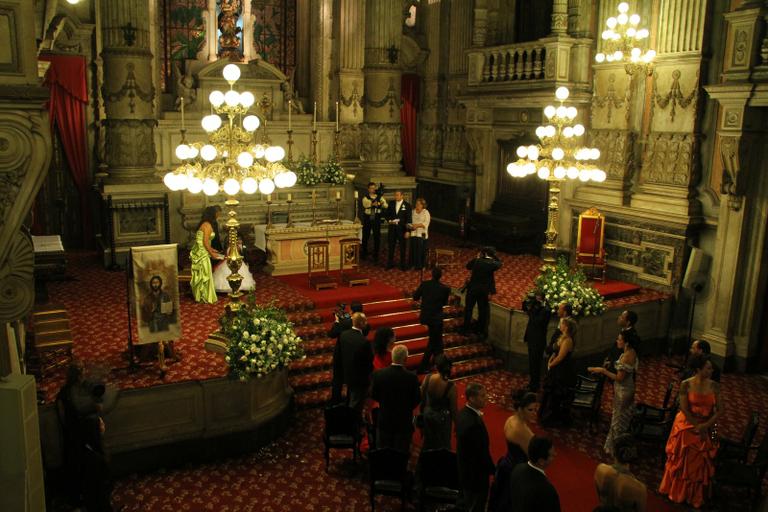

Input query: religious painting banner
[131,244,181,344]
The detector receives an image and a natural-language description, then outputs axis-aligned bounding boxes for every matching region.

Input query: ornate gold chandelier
[594,1,655,75]
[162,63,297,308]
[506,86,605,265]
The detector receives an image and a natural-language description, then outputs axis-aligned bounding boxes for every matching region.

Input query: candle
[313,102,317,131]
[287,193,292,202]
[354,190,358,199]
[335,101,339,131]
[336,191,341,200]
[267,194,272,202]
[288,100,292,131]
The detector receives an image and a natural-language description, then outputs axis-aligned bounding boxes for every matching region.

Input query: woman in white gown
[212,236,257,293]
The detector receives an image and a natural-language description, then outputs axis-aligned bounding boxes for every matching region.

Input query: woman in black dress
[539,317,577,427]
[419,354,457,450]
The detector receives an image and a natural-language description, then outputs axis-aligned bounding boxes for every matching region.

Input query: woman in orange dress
[658,354,721,509]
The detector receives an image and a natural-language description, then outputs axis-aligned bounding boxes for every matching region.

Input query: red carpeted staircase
[285,296,500,408]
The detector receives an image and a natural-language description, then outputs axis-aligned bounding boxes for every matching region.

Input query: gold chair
[307,240,337,290]
[432,248,457,270]
[339,238,369,287]
[576,207,606,282]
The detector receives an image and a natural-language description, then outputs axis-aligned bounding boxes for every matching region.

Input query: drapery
[400,74,420,177]
[38,54,91,246]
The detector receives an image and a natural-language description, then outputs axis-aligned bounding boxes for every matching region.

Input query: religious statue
[217,0,242,59]
[172,61,197,111]
[281,68,305,114]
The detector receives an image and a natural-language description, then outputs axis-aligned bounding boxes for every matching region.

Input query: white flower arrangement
[321,158,347,185]
[220,300,305,380]
[532,257,606,317]
[296,155,322,186]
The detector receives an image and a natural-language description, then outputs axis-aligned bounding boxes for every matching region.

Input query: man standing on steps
[413,266,451,374]
[339,313,373,412]
[371,345,420,452]
[457,382,495,512]
[328,302,366,404]
[462,246,502,342]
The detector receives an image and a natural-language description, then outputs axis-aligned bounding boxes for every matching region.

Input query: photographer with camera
[361,182,388,262]
[523,291,551,391]
[461,246,502,342]
[328,302,367,404]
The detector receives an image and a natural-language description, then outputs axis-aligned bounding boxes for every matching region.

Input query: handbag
[414,374,431,429]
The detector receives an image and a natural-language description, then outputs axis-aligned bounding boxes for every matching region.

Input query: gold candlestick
[266,197,273,229]
[286,129,294,162]
[224,197,244,310]
[333,129,341,159]
[311,191,317,226]
[353,191,360,224]
[310,129,318,165]
[335,196,342,224]
[286,198,294,228]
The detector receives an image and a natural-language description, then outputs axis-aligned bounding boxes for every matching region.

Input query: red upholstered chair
[576,207,606,282]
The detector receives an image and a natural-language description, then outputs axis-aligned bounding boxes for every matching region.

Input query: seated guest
[340,313,373,411]
[329,302,365,403]
[683,339,721,382]
[508,436,561,512]
[457,382,495,512]
[489,390,537,512]
[594,434,647,511]
[419,354,457,451]
[371,345,420,452]
[372,327,395,370]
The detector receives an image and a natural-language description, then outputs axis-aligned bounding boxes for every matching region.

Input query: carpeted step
[289,353,333,372]
[451,356,502,378]
[404,343,493,370]
[286,310,323,326]
[313,298,417,323]
[301,337,337,355]
[289,370,332,391]
[294,387,332,409]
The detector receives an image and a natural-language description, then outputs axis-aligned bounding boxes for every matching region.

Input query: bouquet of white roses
[296,156,321,186]
[532,257,606,317]
[321,158,347,185]
[220,299,305,380]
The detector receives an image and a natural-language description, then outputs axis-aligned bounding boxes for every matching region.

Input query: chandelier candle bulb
[209,90,225,107]
[240,91,255,108]
[335,191,341,200]
[223,63,241,83]
[354,190,358,199]
[287,193,292,202]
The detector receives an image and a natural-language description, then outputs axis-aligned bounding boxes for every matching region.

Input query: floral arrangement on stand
[321,158,347,185]
[296,155,321,186]
[532,256,606,317]
[219,298,305,380]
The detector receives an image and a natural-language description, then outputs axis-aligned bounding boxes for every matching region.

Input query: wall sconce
[387,45,399,64]
[121,22,137,47]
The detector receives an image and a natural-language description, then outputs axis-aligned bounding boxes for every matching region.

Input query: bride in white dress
[212,238,257,293]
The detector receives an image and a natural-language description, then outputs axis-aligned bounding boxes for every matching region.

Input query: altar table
[254,221,362,276]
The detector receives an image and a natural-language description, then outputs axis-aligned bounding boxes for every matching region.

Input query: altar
[255,221,362,276]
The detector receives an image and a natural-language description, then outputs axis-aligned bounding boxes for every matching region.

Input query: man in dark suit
[456,382,495,512]
[508,436,561,512]
[683,339,722,382]
[605,309,639,370]
[339,313,373,411]
[328,302,366,403]
[523,292,551,391]
[462,246,502,341]
[546,302,573,358]
[370,345,420,452]
[385,190,412,270]
[413,266,451,374]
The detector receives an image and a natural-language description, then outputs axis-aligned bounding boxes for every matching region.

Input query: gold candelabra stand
[224,198,244,308]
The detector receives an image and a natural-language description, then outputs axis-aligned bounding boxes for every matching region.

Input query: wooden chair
[576,207,606,282]
[307,240,337,290]
[323,404,361,471]
[417,449,460,511]
[570,373,606,433]
[339,237,369,287]
[432,248,457,270]
[369,448,412,511]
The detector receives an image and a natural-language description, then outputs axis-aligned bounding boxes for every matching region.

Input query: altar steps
[288,294,501,409]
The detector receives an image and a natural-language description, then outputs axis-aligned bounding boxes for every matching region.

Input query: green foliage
[220,297,304,381]
[532,256,607,317]
[296,155,321,186]
[321,158,346,185]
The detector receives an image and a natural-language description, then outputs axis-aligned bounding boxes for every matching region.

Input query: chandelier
[594,2,655,75]
[162,63,297,308]
[506,86,605,265]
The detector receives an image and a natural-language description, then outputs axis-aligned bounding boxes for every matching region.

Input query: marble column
[100,0,157,183]
[472,0,489,47]
[360,0,406,183]
[337,0,365,167]
[418,0,444,169]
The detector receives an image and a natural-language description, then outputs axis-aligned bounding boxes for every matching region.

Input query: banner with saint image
[131,244,181,344]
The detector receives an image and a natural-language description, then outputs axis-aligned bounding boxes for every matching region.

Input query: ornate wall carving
[640,132,698,187]
[419,124,441,162]
[0,230,35,322]
[651,69,698,124]
[590,129,635,181]
[104,119,158,169]
[338,123,361,161]
[442,125,469,164]
[360,123,401,162]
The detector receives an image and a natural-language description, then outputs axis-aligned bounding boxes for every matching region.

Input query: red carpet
[593,279,642,299]
[276,272,404,308]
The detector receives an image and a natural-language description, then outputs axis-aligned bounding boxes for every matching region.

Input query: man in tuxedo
[385,190,412,270]
[361,182,387,261]
[461,246,502,341]
[546,302,573,358]
[683,339,721,382]
[523,292,551,391]
[370,345,420,452]
[456,382,495,512]
[328,302,366,403]
[339,313,373,411]
[605,309,639,369]
[508,436,561,512]
[413,266,451,374]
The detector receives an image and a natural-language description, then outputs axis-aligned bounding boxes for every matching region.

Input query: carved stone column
[337,0,365,172]
[551,0,569,35]
[472,0,489,47]
[360,0,410,186]
[100,0,157,183]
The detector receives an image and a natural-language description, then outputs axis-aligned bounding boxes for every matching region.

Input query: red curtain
[400,74,420,177]
[38,54,91,246]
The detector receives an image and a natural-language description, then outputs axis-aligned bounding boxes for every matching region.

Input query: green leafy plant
[219,298,305,381]
[532,257,606,317]
[321,158,346,185]
[296,155,321,186]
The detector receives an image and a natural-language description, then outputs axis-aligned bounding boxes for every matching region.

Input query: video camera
[334,302,351,322]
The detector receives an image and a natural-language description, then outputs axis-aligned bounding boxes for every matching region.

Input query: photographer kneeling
[328,301,368,404]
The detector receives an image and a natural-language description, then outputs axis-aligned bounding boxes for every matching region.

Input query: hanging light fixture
[163,63,296,308]
[594,2,655,75]
[506,87,605,265]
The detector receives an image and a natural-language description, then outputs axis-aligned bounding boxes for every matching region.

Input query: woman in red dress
[373,327,395,370]
[659,354,721,509]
